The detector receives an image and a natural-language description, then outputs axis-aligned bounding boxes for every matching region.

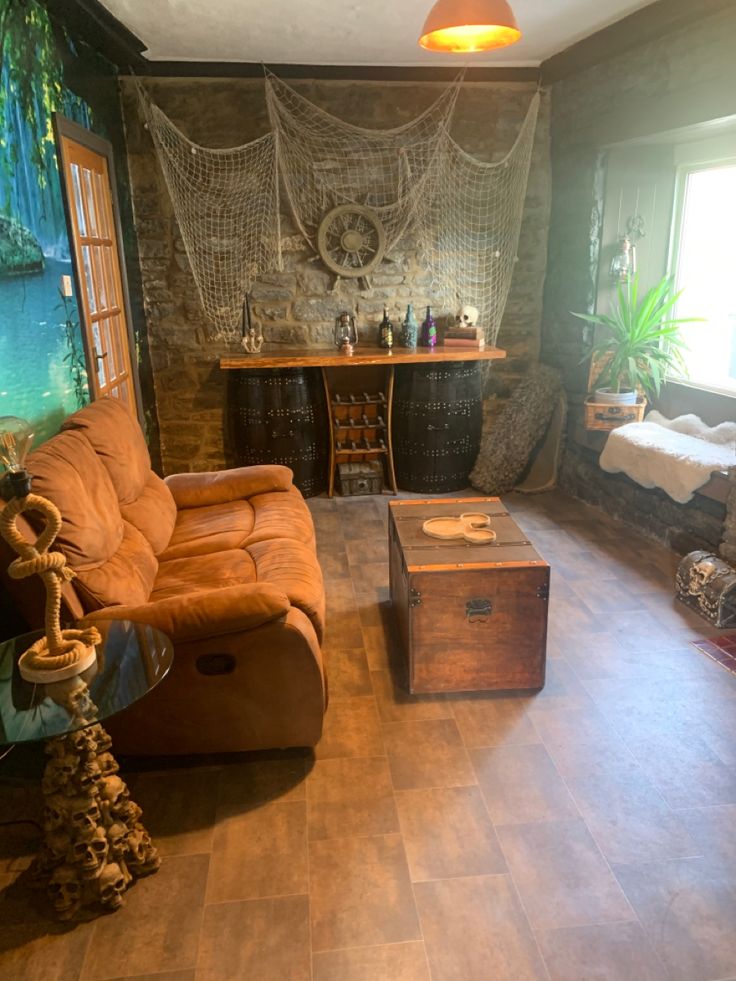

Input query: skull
[30,830,71,877]
[70,826,109,880]
[41,754,78,796]
[67,685,99,723]
[43,795,67,833]
[126,827,160,875]
[89,725,112,754]
[64,727,98,758]
[116,800,142,826]
[107,822,130,863]
[77,760,102,794]
[455,304,479,327]
[96,752,119,778]
[100,775,130,822]
[97,862,127,910]
[70,797,101,838]
[688,557,717,594]
[47,864,82,919]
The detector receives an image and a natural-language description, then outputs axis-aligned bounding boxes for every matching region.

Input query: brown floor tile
[0,921,93,981]
[564,759,699,865]
[312,942,430,981]
[323,610,365,649]
[527,659,593,713]
[323,648,373,698]
[414,874,547,981]
[538,921,667,980]
[206,801,307,903]
[127,767,219,857]
[346,538,388,565]
[615,857,736,981]
[314,696,385,759]
[568,577,648,614]
[450,693,540,748]
[371,668,452,722]
[216,758,306,817]
[318,547,350,581]
[196,895,310,981]
[677,803,736,869]
[531,704,636,777]
[471,743,578,826]
[396,785,506,881]
[80,854,208,980]
[496,819,634,930]
[382,718,476,790]
[306,757,398,840]
[362,621,405,673]
[309,833,421,951]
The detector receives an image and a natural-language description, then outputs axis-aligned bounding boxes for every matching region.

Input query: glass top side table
[0,619,173,920]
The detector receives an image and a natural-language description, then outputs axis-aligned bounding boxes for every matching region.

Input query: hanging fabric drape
[137,75,539,345]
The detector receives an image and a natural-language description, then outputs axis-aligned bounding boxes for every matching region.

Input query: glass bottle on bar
[419,305,437,348]
[401,302,418,348]
[378,306,393,349]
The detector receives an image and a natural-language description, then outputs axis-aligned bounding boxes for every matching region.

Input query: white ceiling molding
[98,0,658,67]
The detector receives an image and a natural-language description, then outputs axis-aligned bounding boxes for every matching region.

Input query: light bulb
[0,417,34,474]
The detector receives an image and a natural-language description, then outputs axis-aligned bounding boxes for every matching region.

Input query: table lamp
[0,416,100,683]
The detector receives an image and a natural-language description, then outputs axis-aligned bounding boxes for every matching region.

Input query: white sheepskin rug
[599,410,736,504]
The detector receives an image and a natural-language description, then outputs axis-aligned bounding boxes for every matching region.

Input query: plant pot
[594,388,637,405]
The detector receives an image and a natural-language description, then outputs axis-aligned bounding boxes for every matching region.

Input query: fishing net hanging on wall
[137,76,539,345]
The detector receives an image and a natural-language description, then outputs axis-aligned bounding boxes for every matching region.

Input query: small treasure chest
[675,550,736,628]
[337,461,383,496]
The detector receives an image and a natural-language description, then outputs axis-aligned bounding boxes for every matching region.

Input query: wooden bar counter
[220,346,506,497]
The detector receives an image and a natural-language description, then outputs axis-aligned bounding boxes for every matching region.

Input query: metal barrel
[228,367,329,498]
[391,361,482,493]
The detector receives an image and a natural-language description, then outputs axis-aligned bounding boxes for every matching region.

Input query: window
[671,160,736,396]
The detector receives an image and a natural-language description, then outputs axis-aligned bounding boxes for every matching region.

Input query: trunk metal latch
[466,597,493,621]
[409,588,422,608]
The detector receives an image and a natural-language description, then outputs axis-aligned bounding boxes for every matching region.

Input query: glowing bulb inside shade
[0,417,34,474]
[419,0,521,53]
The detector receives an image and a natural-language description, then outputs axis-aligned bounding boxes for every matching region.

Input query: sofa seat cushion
[246,486,316,548]
[160,500,255,562]
[246,538,325,641]
[151,550,257,602]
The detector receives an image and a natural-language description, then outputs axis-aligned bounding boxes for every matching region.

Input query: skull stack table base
[34,722,159,920]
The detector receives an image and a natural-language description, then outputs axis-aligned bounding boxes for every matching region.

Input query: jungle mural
[0,0,93,444]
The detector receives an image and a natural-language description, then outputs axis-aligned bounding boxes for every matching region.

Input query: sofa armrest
[164,466,293,509]
[81,583,290,644]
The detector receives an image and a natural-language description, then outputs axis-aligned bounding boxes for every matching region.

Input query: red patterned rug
[691,633,736,676]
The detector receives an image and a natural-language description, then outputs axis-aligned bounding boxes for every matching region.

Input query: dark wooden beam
[541,0,734,85]
[43,0,147,71]
[136,62,541,83]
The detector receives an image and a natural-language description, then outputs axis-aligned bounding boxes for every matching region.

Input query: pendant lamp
[419,0,521,53]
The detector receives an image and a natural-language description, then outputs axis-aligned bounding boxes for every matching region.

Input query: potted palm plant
[573,274,698,406]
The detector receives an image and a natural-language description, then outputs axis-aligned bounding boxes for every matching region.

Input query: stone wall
[120,77,550,474]
[541,4,736,551]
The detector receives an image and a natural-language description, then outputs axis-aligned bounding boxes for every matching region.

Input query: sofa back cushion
[62,397,176,554]
[27,429,157,609]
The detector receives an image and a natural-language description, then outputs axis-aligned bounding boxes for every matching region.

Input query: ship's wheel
[317,204,387,279]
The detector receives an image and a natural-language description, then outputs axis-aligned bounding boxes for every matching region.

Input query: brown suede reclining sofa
[0,398,327,755]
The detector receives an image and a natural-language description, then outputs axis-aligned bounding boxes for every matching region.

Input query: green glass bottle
[401,303,418,348]
[378,306,393,349]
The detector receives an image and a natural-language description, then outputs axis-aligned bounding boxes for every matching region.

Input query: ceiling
[98,0,659,67]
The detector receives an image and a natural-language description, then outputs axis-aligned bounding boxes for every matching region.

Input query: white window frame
[667,141,736,398]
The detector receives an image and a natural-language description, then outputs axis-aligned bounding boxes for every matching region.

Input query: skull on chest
[688,556,718,595]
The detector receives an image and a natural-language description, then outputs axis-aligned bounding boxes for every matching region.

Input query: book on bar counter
[443,337,486,349]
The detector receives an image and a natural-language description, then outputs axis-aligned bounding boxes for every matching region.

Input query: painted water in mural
[0,0,92,444]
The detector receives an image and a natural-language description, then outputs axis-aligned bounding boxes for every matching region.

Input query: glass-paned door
[57,130,139,415]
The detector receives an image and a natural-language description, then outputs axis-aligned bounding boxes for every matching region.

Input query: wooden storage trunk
[388,497,549,693]
[337,461,383,496]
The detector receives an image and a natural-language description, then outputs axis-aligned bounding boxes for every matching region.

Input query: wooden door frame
[53,112,144,426]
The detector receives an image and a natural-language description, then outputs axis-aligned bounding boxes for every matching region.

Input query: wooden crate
[388,498,549,693]
[584,396,646,431]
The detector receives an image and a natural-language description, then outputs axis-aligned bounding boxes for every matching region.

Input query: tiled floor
[2,489,736,980]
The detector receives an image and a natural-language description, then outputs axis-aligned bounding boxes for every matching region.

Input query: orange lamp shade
[419,0,521,53]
